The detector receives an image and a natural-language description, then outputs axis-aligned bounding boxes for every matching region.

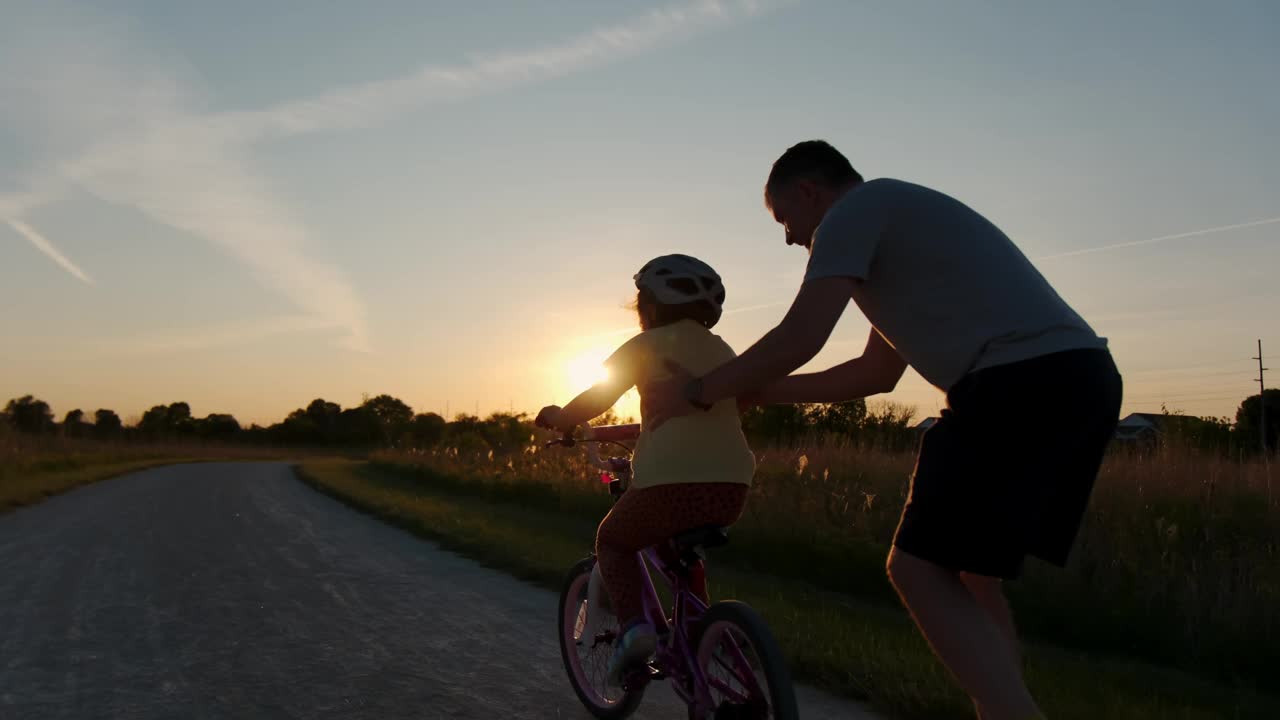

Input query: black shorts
[892,347,1123,579]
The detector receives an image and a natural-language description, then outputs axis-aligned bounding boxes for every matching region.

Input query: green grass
[373,440,1280,687]
[296,458,1279,719]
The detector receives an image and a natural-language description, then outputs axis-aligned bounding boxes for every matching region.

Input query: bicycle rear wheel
[691,601,798,720]
[558,557,645,719]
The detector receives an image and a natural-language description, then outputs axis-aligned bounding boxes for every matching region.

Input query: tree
[197,413,241,439]
[137,402,195,437]
[740,404,811,445]
[860,401,918,451]
[477,412,533,450]
[62,409,88,437]
[138,405,172,436]
[93,409,123,437]
[3,395,54,434]
[360,394,414,445]
[337,406,381,446]
[808,399,868,437]
[166,402,194,435]
[408,412,447,448]
[1236,389,1280,454]
[1156,409,1235,455]
[304,399,343,442]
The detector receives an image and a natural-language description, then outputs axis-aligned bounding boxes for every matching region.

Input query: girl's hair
[631,281,724,331]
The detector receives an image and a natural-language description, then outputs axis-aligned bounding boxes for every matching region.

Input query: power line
[1147,376,1255,389]
[1125,361,1253,377]
[1195,369,1264,379]
[1125,384,1253,398]
[1126,391,1244,400]
[1124,386,1259,400]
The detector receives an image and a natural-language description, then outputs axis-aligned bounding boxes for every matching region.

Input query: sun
[565,347,612,389]
[555,345,639,422]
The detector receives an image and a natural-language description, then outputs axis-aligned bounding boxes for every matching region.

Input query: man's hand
[639,359,697,432]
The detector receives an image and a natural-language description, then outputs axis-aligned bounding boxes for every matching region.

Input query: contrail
[211,0,780,144]
[5,219,93,285]
[1036,216,1280,261]
[3,0,784,352]
[608,215,1280,330]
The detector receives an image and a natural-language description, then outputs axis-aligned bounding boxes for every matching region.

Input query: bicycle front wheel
[691,601,799,720]
[558,557,644,719]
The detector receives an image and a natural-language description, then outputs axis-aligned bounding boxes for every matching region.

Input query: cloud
[1,4,372,351]
[99,315,346,355]
[594,213,1280,332]
[0,0,781,352]
[210,0,772,144]
[4,218,93,284]
[1035,216,1280,261]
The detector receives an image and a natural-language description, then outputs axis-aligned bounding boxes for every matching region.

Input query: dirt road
[0,463,877,719]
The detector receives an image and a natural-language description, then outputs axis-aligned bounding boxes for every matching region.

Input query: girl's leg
[653,542,710,605]
[595,483,748,624]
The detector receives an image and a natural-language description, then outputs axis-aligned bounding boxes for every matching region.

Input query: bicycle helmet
[633,254,726,328]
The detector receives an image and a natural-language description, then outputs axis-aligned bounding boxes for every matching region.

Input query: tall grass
[372,438,1277,687]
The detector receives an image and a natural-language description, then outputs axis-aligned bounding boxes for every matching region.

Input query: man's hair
[764,140,863,206]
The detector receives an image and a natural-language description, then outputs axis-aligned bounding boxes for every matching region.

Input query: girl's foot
[608,620,657,687]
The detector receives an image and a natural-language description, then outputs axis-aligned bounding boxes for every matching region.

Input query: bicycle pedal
[620,668,656,693]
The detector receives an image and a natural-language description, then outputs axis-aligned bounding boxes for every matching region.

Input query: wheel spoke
[562,566,630,708]
[699,619,778,719]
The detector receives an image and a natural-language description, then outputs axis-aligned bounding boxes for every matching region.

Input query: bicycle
[546,423,799,720]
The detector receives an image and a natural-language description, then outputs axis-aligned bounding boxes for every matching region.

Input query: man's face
[768,180,830,251]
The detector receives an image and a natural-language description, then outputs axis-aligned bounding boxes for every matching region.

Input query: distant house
[1114,413,1166,444]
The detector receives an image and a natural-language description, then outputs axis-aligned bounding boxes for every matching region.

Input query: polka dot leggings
[595,482,749,625]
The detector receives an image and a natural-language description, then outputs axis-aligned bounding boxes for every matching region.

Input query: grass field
[296,440,1279,720]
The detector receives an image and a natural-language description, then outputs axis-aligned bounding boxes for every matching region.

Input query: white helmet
[633,254,726,327]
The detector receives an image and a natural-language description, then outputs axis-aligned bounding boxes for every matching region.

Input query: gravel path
[0,463,878,719]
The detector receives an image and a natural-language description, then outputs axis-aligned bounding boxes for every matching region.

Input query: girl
[536,254,756,686]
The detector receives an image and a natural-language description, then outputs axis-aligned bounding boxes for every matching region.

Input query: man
[643,140,1123,720]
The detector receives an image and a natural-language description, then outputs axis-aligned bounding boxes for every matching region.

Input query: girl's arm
[539,352,638,432]
[552,378,631,430]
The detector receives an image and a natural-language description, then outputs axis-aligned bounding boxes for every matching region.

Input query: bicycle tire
[690,601,799,720]
[558,557,645,719]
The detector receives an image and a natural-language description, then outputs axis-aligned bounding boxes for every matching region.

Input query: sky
[1,0,1277,426]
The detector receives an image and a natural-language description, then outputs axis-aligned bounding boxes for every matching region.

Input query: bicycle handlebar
[587,423,642,442]
[540,423,639,476]
[540,423,641,449]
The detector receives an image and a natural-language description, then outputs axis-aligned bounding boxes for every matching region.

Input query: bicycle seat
[672,525,730,553]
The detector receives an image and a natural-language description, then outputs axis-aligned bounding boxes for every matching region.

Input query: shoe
[607,620,657,687]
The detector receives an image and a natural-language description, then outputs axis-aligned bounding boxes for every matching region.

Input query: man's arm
[753,327,907,404]
[698,276,855,405]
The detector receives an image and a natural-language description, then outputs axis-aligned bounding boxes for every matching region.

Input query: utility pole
[1254,339,1268,453]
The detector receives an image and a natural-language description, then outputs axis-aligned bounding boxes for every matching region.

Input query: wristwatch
[683,377,714,412]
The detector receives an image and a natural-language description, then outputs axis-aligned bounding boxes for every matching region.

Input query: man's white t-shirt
[804,178,1107,392]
